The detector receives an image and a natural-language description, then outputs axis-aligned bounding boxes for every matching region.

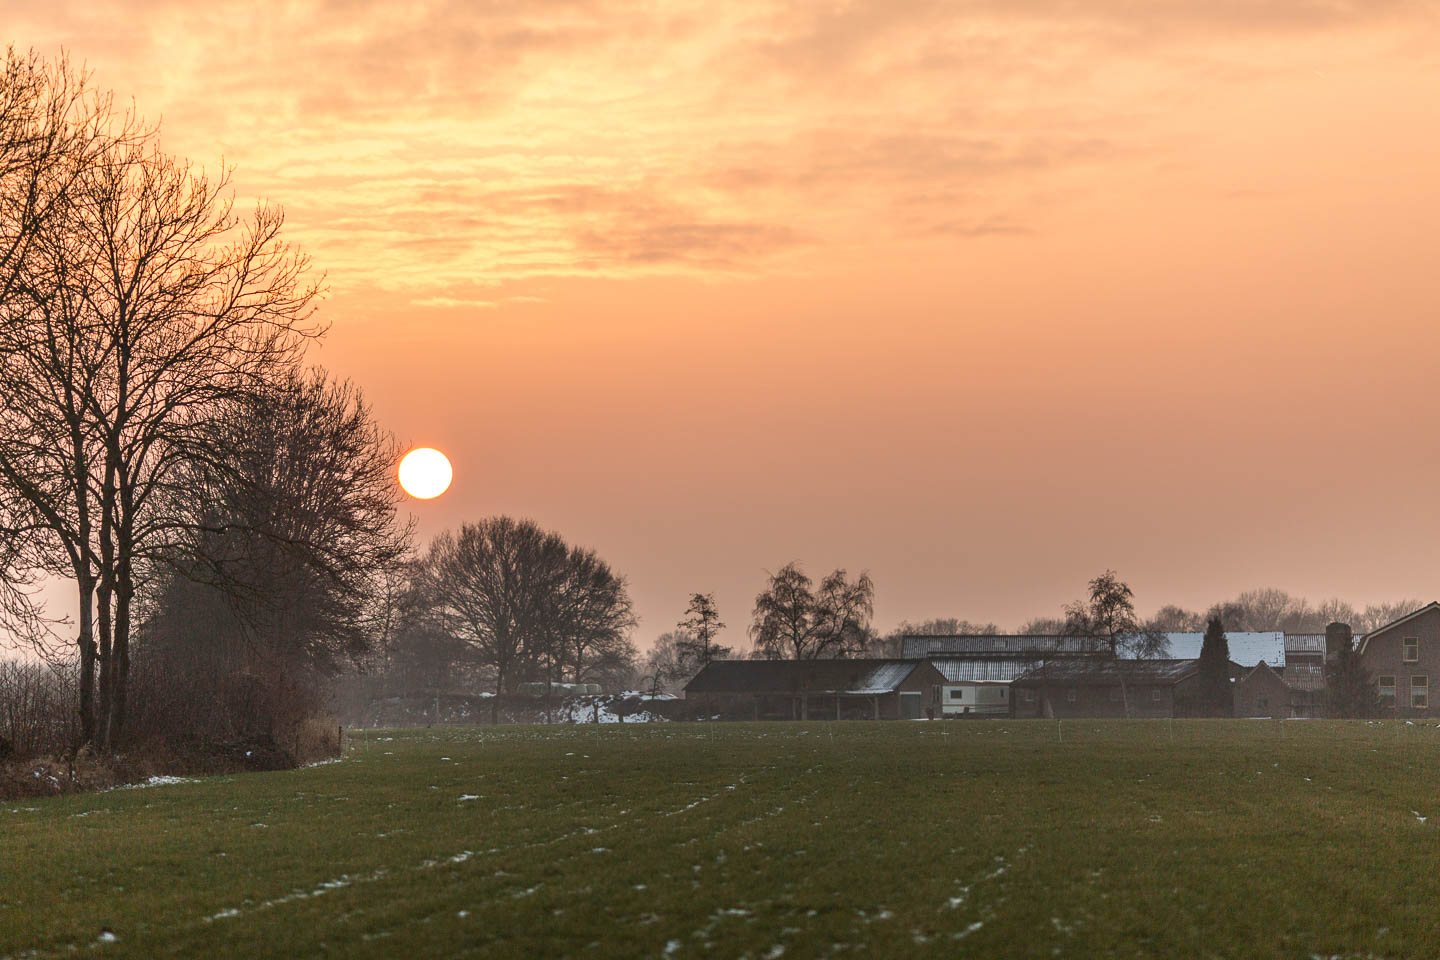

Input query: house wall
[1359,607,1440,718]
[1233,667,1291,718]
[898,662,947,720]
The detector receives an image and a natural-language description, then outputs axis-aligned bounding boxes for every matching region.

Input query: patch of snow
[111,775,198,791]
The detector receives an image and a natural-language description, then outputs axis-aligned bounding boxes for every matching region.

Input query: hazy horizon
[9,1,1440,648]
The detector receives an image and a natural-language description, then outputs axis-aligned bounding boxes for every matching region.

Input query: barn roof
[1284,634,1326,656]
[1012,659,1199,687]
[931,659,1036,683]
[683,659,926,696]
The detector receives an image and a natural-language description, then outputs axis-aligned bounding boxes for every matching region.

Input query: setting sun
[397,447,453,500]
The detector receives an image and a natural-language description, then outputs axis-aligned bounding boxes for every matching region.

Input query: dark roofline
[898,633,1079,640]
[1011,659,1199,687]
[683,658,926,695]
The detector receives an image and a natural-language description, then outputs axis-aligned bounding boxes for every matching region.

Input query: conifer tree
[1197,615,1232,716]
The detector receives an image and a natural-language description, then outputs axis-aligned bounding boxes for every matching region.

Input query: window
[949,688,963,700]
[1413,675,1428,709]
[1404,638,1419,662]
[1151,689,1162,702]
[1379,676,1396,698]
[1000,688,1007,699]
[1065,688,1077,703]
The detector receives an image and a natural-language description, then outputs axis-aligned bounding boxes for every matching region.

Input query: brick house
[1357,603,1440,718]
[1232,661,1292,717]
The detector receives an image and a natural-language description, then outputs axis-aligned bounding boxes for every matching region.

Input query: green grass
[3,719,1440,957]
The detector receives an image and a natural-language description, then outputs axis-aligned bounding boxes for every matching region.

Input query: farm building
[683,659,947,720]
[1232,661,1293,717]
[904,631,1296,715]
[1358,603,1440,717]
[1010,659,1205,719]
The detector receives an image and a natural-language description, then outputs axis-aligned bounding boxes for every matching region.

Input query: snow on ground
[105,775,198,792]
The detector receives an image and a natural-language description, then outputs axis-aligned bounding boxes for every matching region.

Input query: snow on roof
[1146,631,1286,668]
[855,661,919,693]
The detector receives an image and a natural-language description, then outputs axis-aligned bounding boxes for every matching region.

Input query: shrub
[0,660,79,760]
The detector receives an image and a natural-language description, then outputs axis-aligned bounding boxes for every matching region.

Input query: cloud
[7,0,1434,292]
[410,295,548,309]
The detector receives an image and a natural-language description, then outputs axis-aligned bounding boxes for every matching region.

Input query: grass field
[3,719,1440,958]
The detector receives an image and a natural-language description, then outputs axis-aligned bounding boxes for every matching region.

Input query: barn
[1010,659,1204,718]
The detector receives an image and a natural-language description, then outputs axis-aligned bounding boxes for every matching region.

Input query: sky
[9,1,1440,648]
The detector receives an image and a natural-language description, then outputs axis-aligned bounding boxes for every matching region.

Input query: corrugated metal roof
[1014,659,1199,686]
[900,635,1093,659]
[1285,634,1326,654]
[1281,662,1326,691]
[931,659,1035,683]
[854,661,918,693]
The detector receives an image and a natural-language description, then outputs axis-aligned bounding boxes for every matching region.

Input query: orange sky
[10,2,1440,645]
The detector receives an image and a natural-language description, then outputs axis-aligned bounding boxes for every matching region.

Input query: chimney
[1325,622,1353,661]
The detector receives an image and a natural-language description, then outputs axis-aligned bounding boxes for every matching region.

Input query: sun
[398,447,453,500]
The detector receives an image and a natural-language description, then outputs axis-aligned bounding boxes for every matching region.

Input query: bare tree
[750,562,875,660]
[1146,605,1205,632]
[423,519,562,719]
[1063,570,1167,717]
[550,546,637,685]
[644,630,689,695]
[1,57,321,749]
[1017,616,1066,634]
[893,617,1002,637]
[0,52,127,741]
[421,518,634,719]
[1356,601,1423,633]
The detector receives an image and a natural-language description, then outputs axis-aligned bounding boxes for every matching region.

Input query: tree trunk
[1116,657,1130,719]
[491,668,503,725]
[75,576,96,745]
[95,578,112,747]
[105,575,132,750]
